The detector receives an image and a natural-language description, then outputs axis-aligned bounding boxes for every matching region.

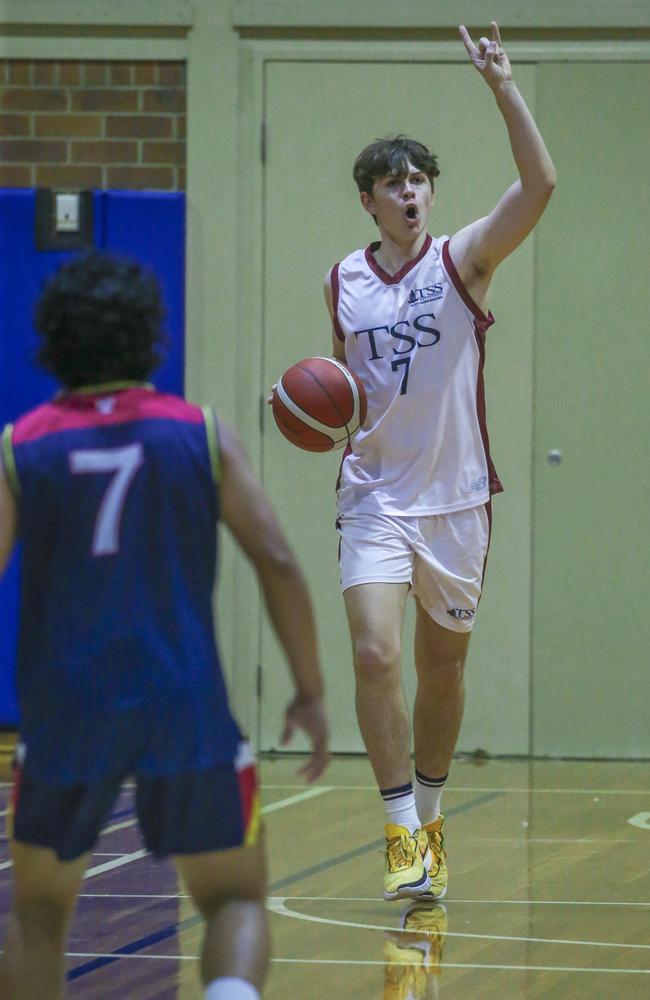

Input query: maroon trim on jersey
[330,263,345,342]
[365,234,432,286]
[473,323,504,498]
[442,239,494,334]
[481,499,493,589]
[12,388,204,445]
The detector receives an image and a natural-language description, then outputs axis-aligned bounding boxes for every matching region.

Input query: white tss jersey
[331,234,503,516]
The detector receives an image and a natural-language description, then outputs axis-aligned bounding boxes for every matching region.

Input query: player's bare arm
[451,21,556,300]
[0,463,17,577]
[324,270,346,362]
[218,418,329,781]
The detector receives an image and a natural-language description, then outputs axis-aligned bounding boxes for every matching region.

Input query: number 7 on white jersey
[69,444,144,556]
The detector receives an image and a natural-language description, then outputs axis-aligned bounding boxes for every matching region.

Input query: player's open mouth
[405,205,418,221]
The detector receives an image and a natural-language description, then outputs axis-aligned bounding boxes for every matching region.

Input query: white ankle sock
[205,978,260,1000]
[381,782,421,833]
[415,769,448,826]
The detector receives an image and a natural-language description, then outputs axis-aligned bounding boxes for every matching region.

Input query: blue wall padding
[102,191,185,395]
[0,190,69,415]
[0,189,185,725]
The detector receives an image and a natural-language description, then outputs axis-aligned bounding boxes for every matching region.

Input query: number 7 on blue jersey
[69,443,144,556]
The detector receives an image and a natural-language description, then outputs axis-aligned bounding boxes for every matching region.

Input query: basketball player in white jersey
[324,22,556,901]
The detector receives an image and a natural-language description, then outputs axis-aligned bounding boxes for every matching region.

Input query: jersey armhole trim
[442,239,495,332]
[330,263,345,343]
[201,406,220,485]
[1,425,20,497]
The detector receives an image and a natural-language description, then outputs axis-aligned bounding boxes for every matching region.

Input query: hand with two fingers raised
[459,20,513,90]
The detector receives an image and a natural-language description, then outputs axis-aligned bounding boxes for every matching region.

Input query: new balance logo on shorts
[447,607,476,622]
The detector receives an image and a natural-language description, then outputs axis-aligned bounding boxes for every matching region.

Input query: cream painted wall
[255,57,535,755]
[532,63,650,757]
[184,1,255,721]
[1,0,648,754]
[233,0,650,30]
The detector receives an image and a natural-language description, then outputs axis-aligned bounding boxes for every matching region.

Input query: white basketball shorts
[337,504,492,633]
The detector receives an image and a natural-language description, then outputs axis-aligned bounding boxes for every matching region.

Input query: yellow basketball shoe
[384,824,432,901]
[382,900,448,998]
[420,815,448,900]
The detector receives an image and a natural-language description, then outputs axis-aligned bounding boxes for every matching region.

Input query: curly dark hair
[353,135,440,195]
[34,251,167,389]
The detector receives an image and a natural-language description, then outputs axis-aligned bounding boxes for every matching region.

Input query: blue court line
[66,789,504,981]
[107,806,134,823]
[66,916,201,980]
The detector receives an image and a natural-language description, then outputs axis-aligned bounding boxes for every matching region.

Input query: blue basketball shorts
[9,740,261,862]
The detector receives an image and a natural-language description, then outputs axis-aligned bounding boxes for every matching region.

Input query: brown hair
[353,135,440,195]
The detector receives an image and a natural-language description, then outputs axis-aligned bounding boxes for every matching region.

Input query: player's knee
[353,637,400,683]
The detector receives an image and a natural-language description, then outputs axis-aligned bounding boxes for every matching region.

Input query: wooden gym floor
[0,737,648,998]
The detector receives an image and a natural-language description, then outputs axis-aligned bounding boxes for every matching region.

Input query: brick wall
[0,60,186,190]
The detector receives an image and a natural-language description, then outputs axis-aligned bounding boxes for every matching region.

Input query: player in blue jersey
[0,252,329,1000]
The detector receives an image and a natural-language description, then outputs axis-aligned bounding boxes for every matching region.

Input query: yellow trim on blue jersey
[1,425,20,497]
[57,381,154,396]
[202,406,220,485]
[244,789,262,847]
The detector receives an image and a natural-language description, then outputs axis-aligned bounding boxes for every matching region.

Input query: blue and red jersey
[2,384,242,784]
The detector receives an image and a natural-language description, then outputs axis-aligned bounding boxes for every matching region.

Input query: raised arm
[218,418,329,781]
[450,21,556,298]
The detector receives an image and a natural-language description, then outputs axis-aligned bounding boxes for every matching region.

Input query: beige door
[259,60,536,753]
[532,64,650,756]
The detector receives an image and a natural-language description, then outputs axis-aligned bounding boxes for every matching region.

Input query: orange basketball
[272,357,367,452]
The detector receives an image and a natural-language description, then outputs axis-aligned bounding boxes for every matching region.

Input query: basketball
[272,356,367,452]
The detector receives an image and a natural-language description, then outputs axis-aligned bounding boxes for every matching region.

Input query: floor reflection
[383,900,448,999]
